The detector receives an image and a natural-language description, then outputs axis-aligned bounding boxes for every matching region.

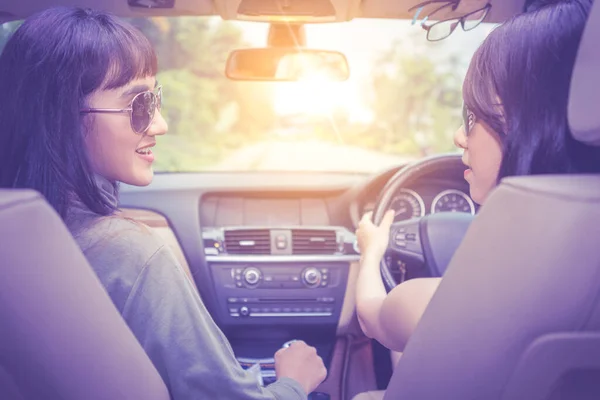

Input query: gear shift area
[236,339,331,399]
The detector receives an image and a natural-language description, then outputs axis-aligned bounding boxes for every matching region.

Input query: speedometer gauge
[431,189,475,215]
[389,189,425,221]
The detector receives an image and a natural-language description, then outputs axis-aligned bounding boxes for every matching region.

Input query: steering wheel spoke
[389,219,425,264]
[373,154,472,290]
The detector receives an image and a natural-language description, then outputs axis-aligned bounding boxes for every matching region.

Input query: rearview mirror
[226,48,350,82]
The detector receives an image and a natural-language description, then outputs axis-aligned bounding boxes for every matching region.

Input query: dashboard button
[244,268,261,285]
[303,267,322,287]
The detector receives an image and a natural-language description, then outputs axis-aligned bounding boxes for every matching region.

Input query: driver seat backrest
[0,189,170,400]
[384,175,600,400]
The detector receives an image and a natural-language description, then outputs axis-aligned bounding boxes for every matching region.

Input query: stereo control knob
[303,267,322,287]
[244,267,261,286]
[240,306,250,317]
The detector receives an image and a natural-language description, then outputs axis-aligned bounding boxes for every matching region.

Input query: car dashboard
[117,160,473,386]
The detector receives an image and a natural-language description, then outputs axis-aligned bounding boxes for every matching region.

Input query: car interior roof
[2,0,526,24]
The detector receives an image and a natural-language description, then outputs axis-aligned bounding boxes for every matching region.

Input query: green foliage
[128,17,254,170]
[157,69,220,138]
[368,34,464,157]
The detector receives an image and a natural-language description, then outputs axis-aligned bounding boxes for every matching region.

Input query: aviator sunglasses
[81,86,162,134]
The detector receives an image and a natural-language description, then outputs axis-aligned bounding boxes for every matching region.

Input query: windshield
[1,17,493,173]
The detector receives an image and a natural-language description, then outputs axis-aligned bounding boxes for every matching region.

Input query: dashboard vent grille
[292,229,337,255]
[224,229,271,255]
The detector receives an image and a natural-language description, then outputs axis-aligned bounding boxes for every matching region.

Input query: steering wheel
[371,154,476,291]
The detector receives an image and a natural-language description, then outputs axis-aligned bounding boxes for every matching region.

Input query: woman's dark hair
[0,7,157,218]
[463,0,600,180]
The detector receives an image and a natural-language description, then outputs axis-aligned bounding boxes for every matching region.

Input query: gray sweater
[65,177,306,400]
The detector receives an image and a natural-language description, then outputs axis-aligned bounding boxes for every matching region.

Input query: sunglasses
[423,3,491,41]
[81,86,162,134]
[462,103,477,136]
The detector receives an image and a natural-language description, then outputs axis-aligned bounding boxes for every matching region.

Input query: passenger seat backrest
[0,190,170,400]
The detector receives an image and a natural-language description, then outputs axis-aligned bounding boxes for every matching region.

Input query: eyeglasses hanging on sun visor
[423,3,492,41]
[408,0,462,26]
[409,1,491,41]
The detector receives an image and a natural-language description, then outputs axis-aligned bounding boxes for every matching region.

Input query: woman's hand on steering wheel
[356,209,395,261]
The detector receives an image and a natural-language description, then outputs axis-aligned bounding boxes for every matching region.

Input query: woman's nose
[146,110,168,137]
[454,125,467,150]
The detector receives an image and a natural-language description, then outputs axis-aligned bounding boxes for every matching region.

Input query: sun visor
[568,0,600,145]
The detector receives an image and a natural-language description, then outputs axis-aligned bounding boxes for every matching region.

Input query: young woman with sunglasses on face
[0,7,326,399]
[355,0,600,353]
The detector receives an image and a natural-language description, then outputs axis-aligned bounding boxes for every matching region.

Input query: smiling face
[454,119,503,205]
[83,76,168,186]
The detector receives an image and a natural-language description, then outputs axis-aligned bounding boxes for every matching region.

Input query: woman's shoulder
[73,215,174,313]
[77,215,165,256]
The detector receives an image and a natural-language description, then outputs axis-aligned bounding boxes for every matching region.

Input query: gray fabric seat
[384,175,600,400]
[0,190,169,400]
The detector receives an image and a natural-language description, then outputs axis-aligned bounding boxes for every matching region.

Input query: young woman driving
[355,0,600,353]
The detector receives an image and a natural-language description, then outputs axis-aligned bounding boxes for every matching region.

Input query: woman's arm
[355,249,441,351]
[355,211,441,351]
[355,250,388,339]
[377,277,441,351]
[123,244,311,400]
[82,219,316,400]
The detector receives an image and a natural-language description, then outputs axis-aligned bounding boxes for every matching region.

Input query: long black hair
[0,7,157,217]
[463,0,600,180]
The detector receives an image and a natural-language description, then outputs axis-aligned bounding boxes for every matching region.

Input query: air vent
[292,229,337,255]
[224,229,271,255]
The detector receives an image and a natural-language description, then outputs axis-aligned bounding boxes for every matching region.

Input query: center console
[209,259,350,324]
[203,226,357,326]
[200,194,359,391]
